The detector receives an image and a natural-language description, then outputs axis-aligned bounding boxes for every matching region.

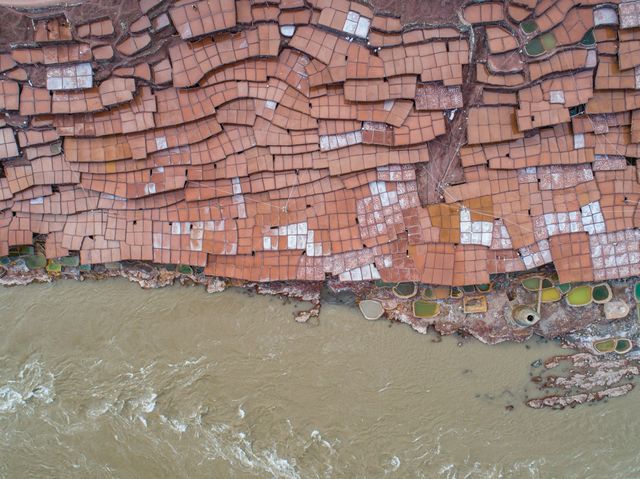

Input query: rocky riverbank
[0,259,325,323]
[2,258,639,409]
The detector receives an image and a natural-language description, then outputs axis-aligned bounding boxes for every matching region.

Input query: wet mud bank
[2,259,639,409]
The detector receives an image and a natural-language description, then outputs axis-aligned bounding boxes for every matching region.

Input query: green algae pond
[540,32,557,51]
[566,285,593,307]
[520,19,538,34]
[521,276,554,292]
[616,339,633,354]
[412,300,440,318]
[581,29,595,46]
[594,338,616,353]
[524,32,557,57]
[524,37,545,56]
[596,338,634,355]
[592,283,613,304]
[540,287,562,303]
[557,283,572,294]
[24,254,46,270]
[392,282,417,298]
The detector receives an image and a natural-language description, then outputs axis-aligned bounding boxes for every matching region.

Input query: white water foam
[0,386,25,413]
[87,401,111,418]
[384,456,401,474]
[0,357,55,414]
[191,421,301,479]
[159,414,188,433]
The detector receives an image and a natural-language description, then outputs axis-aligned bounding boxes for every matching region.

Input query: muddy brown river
[1,279,639,478]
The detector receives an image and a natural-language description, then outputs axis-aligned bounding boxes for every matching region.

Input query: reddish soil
[368,0,467,25]
[0,9,33,45]
[369,0,476,205]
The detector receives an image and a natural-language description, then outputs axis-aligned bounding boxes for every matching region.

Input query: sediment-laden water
[1,280,639,478]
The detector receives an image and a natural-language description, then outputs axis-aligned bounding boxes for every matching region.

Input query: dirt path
[0,0,84,8]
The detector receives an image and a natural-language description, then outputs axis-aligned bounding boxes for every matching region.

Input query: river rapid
[1,279,639,478]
